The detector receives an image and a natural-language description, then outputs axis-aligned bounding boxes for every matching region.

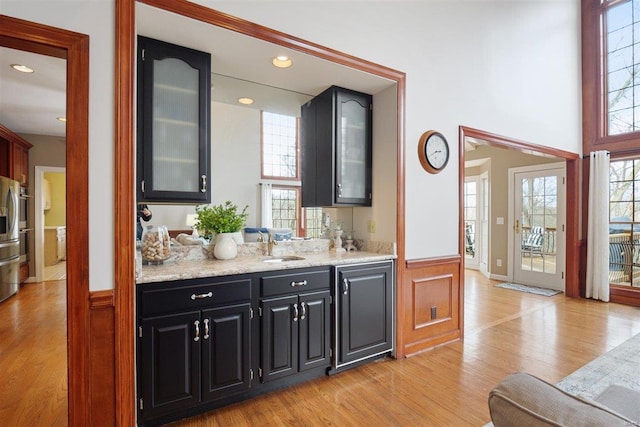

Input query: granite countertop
[137,251,395,284]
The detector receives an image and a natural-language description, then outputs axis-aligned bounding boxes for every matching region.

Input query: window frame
[260,110,301,181]
[583,0,640,149]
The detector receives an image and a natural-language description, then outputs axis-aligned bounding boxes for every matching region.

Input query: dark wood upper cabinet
[301,85,372,207]
[137,36,211,204]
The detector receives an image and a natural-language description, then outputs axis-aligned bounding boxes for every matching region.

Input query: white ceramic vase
[213,232,238,260]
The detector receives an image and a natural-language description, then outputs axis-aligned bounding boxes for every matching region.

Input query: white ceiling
[0,3,395,139]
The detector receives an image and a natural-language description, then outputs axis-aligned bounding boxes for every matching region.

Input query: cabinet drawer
[139,278,251,317]
[260,268,330,297]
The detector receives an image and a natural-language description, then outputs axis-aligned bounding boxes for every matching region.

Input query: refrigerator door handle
[0,255,20,267]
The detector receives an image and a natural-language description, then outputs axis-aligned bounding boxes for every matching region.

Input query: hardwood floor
[170,270,640,427]
[44,261,67,282]
[2,271,640,426]
[0,280,67,427]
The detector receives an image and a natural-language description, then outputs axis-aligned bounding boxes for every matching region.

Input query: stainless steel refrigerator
[0,176,20,302]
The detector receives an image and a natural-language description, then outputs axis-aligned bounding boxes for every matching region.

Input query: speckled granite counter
[137,251,395,284]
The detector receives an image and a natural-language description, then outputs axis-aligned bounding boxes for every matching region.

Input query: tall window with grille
[609,158,640,286]
[261,111,322,237]
[605,1,640,135]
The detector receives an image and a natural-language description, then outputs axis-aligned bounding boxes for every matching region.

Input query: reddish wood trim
[0,34,67,59]
[610,285,640,307]
[402,257,462,355]
[116,0,407,419]
[459,126,581,298]
[90,289,115,309]
[582,0,640,153]
[406,255,462,269]
[115,0,136,425]
[395,77,407,359]
[0,124,34,149]
[0,14,91,427]
[137,0,405,82]
[89,300,116,426]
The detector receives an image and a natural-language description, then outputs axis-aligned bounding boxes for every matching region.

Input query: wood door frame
[114,0,406,423]
[459,126,580,298]
[0,15,90,426]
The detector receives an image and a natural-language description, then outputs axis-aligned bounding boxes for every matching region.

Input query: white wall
[2,0,582,289]
[204,0,582,260]
[2,0,115,291]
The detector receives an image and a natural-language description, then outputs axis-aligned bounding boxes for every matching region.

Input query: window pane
[605,1,640,136]
[262,112,298,179]
[305,208,323,238]
[271,187,298,233]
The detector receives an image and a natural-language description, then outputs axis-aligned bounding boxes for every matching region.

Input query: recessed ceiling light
[56,117,67,122]
[238,97,254,105]
[272,56,293,68]
[10,64,34,73]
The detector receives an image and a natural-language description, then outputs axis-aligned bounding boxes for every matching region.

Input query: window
[261,111,298,179]
[605,1,640,135]
[584,0,640,140]
[464,180,477,260]
[261,111,321,237]
[608,158,640,286]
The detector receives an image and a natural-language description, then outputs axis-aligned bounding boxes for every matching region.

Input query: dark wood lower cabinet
[260,290,331,383]
[140,311,201,420]
[335,261,393,368]
[201,303,252,401]
[136,262,392,425]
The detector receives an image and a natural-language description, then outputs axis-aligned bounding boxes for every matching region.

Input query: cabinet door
[139,311,201,421]
[137,36,211,203]
[335,89,372,206]
[261,295,298,382]
[338,263,393,365]
[201,303,251,402]
[299,290,331,372]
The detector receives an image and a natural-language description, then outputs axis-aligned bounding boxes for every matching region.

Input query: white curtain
[586,150,610,302]
[260,183,273,228]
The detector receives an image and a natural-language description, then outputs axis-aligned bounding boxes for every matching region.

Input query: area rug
[484,332,640,426]
[495,282,562,296]
[556,332,640,398]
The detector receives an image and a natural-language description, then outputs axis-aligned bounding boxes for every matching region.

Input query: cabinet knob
[194,320,200,342]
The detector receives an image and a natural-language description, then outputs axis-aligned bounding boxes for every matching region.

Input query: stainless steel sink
[262,255,305,263]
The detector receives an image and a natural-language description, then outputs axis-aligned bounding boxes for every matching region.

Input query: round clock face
[418,131,449,174]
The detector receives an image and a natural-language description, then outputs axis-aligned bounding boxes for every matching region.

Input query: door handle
[514,219,520,234]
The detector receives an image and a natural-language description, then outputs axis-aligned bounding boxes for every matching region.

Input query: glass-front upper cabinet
[301,86,372,207]
[137,36,211,204]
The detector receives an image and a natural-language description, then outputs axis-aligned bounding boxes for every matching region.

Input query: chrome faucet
[258,232,278,256]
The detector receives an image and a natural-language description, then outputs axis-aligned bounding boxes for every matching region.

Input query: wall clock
[418,130,449,174]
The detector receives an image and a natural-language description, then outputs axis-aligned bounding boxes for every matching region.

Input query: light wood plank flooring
[170,270,640,426]
[2,271,640,426]
[44,260,67,282]
[0,280,67,426]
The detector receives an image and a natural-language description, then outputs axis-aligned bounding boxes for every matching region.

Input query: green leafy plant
[195,201,249,238]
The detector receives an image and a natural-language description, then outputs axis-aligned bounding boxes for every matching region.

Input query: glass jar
[140,225,171,264]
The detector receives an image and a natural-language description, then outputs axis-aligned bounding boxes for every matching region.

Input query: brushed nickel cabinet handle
[203,318,210,340]
[191,291,213,300]
[201,175,207,193]
[300,302,306,321]
[194,320,200,342]
[292,303,299,322]
[290,280,307,287]
[342,278,349,295]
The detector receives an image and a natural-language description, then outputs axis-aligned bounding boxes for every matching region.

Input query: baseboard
[490,273,509,282]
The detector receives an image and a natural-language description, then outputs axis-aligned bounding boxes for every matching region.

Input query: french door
[510,163,566,291]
